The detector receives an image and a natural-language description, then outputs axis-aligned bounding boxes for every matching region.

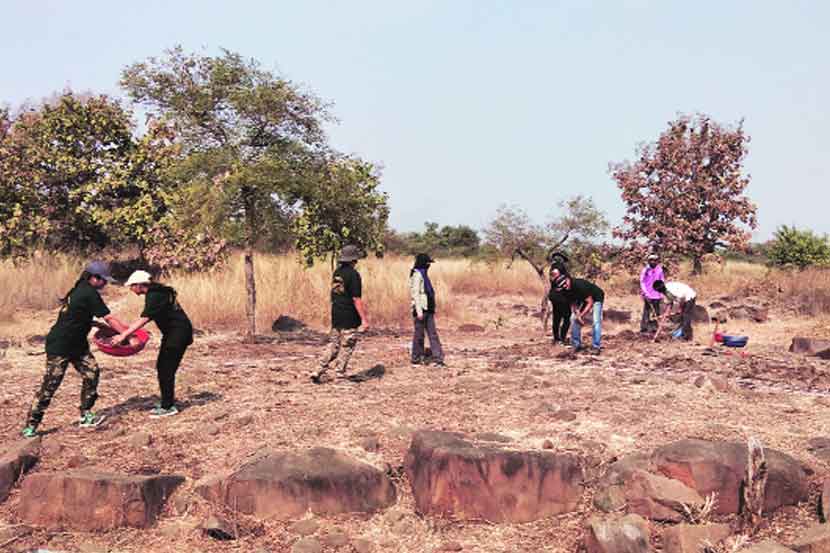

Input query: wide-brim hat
[339,245,364,262]
[124,270,153,287]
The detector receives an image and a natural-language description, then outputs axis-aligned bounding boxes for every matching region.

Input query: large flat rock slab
[404,430,583,523]
[652,439,808,515]
[584,514,652,553]
[0,438,40,502]
[196,447,396,519]
[20,470,184,530]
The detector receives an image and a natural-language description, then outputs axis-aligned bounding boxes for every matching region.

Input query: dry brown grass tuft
[0,254,82,323]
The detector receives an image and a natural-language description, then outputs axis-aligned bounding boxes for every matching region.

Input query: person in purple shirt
[640,254,664,333]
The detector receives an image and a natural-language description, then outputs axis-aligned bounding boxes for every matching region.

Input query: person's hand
[110,333,129,345]
[359,323,370,333]
[417,313,424,321]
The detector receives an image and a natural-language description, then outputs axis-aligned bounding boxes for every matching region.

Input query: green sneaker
[21,426,37,438]
[79,411,106,428]
[150,405,179,418]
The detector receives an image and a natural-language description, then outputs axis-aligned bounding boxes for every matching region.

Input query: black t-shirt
[46,280,110,357]
[565,279,605,307]
[141,283,193,348]
[330,264,362,329]
[548,287,570,310]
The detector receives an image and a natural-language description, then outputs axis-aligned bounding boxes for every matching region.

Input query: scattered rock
[790,338,830,356]
[405,430,583,523]
[728,305,769,323]
[542,440,554,450]
[352,538,374,553]
[652,439,808,515]
[272,315,306,332]
[694,375,730,392]
[236,413,254,427]
[196,447,396,519]
[584,514,652,553]
[289,519,320,536]
[202,424,221,436]
[740,541,797,553]
[128,432,153,448]
[0,437,40,502]
[791,524,830,552]
[604,309,632,324]
[292,537,323,553]
[438,542,464,551]
[624,469,704,522]
[551,409,578,422]
[457,324,485,333]
[201,515,236,540]
[821,480,830,523]
[662,523,731,553]
[66,454,88,468]
[475,432,513,443]
[359,436,380,452]
[321,531,349,547]
[19,470,184,530]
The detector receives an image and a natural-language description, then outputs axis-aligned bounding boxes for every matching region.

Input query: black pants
[641,298,662,332]
[412,313,444,363]
[551,302,571,343]
[680,298,696,341]
[157,343,188,409]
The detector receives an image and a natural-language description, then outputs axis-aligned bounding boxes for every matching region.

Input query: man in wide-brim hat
[312,244,369,383]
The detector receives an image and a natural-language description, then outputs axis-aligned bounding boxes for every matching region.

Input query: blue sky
[2,1,828,240]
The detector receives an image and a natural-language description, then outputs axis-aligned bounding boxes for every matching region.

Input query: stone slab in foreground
[20,470,184,530]
[196,447,396,519]
[0,438,40,502]
[405,430,583,523]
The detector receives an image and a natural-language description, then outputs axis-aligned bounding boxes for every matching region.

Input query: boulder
[201,515,235,540]
[272,316,306,332]
[405,430,583,523]
[457,324,485,333]
[19,470,184,530]
[807,438,830,463]
[729,305,769,323]
[662,523,731,553]
[0,438,40,502]
[652,439,808,515]
[624,470,704,522]
[791,524,830,552]
[605,310,633,324]
[790,338,830,356]
[584,514,652,553]
[741,542,797,553]
[594,454,653,513]
[195,447,396,519]
[691,305,711,323]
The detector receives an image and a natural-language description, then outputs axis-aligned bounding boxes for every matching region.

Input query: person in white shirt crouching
[653,280,697,341]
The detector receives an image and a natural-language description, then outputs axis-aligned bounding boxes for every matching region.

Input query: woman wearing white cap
[112,271,193,417]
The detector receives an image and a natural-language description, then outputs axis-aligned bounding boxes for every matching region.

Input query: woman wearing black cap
[409,253,445,367]
[548,263,571,345]
[21,260,128,437]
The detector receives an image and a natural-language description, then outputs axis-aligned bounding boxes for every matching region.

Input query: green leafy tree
[768,226,830,269]
[122,47,330,341]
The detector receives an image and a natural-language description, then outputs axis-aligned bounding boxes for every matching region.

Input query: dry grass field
[2,254,830,553]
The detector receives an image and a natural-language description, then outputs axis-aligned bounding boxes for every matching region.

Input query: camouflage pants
[27,352,100,428]
[318,328,360,376]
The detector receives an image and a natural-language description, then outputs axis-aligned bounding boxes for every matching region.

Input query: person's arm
[579,296,595,320]
[639,268,650,297]
[354,298,369,330]
[111,317,151,344]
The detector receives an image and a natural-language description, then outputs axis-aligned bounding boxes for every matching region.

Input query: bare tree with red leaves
[610,114,757,274]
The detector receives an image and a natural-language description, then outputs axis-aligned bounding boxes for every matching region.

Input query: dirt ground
[1,290,830,553]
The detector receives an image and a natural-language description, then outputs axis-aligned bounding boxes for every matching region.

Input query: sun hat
[647,253,659,261]
[339,244,364,263]
[84,260,116,283]
[124,270,153,287]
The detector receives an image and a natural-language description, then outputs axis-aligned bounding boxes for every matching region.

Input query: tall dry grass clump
[169,254,543,331]
[0,254,83,323]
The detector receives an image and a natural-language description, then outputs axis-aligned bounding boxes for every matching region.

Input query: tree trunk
[741,437,768,533]
[244,247,257,343]
[693,255,703,275]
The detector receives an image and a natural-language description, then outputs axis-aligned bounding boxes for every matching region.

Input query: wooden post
[742,436,768,532]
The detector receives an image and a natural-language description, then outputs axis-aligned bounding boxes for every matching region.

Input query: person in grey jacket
[409,253,445,367]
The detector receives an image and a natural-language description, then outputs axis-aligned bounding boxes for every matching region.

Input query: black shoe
[411,358,422,365]
[433,361,447,368]
[590,347,602,356]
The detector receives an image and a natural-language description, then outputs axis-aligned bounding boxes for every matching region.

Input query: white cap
[124,270,153,287]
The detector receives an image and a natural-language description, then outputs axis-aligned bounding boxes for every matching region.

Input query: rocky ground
[1,291,830,553]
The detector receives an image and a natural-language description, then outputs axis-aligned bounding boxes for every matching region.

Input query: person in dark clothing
[312,244,369,383]
[22,261,128,437]
[555,276,605,354]
[548,264,571,345]
[409,253,445,366]
[112,270,194,418]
